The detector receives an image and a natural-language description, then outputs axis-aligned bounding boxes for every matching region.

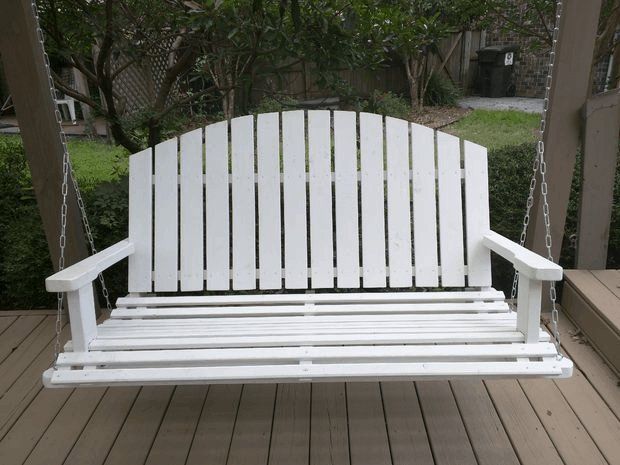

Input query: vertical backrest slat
[464,140,492,287]
[436,131,465,287]
[205,121,230,290]
[180,129,205,291]
[153,138,179,292]
[386,117,413,287]
[257,113,283,289]
[411,123,439,287]
[282,111,308,288]
[308,110,334,288]
[359,112,387,287]
[128,148,153,292]
[333,111,360,288]
[231,115,256,290]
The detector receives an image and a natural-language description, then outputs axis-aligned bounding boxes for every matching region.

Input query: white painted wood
[180,129,205,291]
[56,343,561,367]
[44,111,574,389]
[46,239,134,292]
[66,283,98,352]
[111,301,510,320]
[386,117,413,287]
[482,231,562,281]
[43,358,573,388]
[154,137,179,292]
[308,110,334,288]
[282,111,308,288]
[128,148,153,292]
[231,115,256,289]
[257,113,283,289]
[86,329,547,352]
[205,121,230,290]
[463,140,492,287]
[436,131,465,287]
[333,111,360,288]
[116,290,507,308]
[359,112,386,287]
[411,123,439,287]
[516,275,543,344]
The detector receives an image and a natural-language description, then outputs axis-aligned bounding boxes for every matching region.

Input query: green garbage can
[476,45,518,97]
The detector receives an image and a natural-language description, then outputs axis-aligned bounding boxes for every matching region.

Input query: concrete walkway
[458,96,543,113]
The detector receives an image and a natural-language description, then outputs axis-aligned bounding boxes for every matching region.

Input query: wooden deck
[1,308,620,465]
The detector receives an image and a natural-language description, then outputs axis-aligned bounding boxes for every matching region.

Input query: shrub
[0,137,55,309]
[424,72,462,107]
[252,96,297,114]
[360,90,410,118]
[487,142,620,294]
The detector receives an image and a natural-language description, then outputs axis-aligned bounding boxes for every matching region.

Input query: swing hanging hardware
[511,0,564,358]
[29,0,112,369]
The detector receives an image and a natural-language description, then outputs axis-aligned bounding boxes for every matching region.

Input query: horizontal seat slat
[79,329,551,351]
[115,290,507,308]
[110,301,510,319]
[44,357,574,387]
[55,343,562,368]
[104,312,516,327]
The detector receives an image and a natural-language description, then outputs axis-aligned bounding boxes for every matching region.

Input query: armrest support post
[516,274,543,343]
[66,283,98,352]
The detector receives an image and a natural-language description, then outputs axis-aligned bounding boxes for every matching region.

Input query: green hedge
[1,139,618,309]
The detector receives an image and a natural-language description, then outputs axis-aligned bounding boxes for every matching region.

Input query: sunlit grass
[444,109,540,151]
[0,135,129,191]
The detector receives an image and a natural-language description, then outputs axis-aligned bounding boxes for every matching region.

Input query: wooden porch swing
[42,15,573,389]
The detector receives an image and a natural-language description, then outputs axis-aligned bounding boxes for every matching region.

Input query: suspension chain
[511,0,563,356]
[31,0,112,368]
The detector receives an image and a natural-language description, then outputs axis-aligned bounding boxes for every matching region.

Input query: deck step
[562,269,620,375]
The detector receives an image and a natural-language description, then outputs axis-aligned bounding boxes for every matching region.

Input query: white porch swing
[41,2,573,388]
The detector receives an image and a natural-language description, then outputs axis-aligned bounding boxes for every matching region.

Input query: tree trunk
[403,53,424,112]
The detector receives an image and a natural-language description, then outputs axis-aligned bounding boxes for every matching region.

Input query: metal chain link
[511,0,563,357]
[31,1,112,369]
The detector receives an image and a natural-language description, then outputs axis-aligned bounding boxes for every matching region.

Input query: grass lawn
[444,109,540,151]
[0,134,129,191]
[2,108,539,191]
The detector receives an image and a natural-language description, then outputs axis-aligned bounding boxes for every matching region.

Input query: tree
[355,0,493,111]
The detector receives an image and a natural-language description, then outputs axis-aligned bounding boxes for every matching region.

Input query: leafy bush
[360,90,410,118]
[252,96,297,114]
[487,142,620,294]
[0,138,55,309]
[82,177,130,305]
[424,72,462,107]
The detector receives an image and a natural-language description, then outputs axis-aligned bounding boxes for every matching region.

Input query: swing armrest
[46,239,135,293]
[482,231,562,281]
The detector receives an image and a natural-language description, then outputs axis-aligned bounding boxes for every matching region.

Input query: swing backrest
[126,110,492,294]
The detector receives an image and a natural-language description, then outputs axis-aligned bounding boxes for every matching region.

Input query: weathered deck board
[451,379,520,465]
[347,382,392,465]
[1,309,620,465]
[145,385,208,465]
[562,269,620,374]
[381,382,434,465]
[103,386,175,465]
[416,381,477,465]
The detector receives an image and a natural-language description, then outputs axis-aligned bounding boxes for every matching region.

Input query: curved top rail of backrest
[127,110,491,293]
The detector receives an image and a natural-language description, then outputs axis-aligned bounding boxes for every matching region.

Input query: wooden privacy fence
[252,31,483,103]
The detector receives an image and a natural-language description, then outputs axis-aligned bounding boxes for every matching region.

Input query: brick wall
[484,29,550,98]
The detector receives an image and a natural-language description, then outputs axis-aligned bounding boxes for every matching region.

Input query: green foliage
[423,72,463,107]
[446,109,540,150]
[0,138,55,309]
[82,177,130,305]
[360,91,410,118]
[487,142,620,294]
[252,95,297,114]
